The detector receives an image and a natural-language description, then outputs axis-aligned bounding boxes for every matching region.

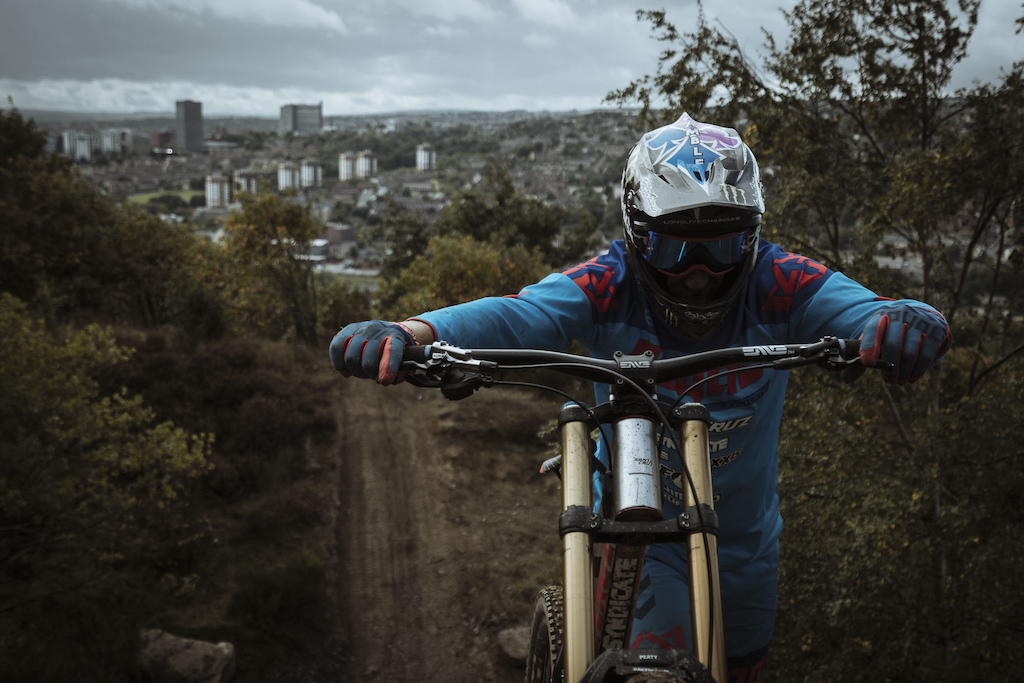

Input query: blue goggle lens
[645,231,750,274]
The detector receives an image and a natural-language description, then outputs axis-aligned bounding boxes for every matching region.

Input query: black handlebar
[401,336,864,393]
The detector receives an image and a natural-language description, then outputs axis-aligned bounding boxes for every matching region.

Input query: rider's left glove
[330,320,417,385]
[849,303,951,385]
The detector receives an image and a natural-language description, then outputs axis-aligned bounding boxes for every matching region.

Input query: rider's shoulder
[561,240,632,281]
[753,241,833,280]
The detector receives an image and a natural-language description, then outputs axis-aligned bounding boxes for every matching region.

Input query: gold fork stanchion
[677,404,728,683]
[560,413,594,683]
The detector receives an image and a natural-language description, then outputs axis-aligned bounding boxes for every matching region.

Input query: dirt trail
[332,378,564,683]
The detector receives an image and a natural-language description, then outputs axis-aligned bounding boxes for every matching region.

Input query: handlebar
[400,336,865,399]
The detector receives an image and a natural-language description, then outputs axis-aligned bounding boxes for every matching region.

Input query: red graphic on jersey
[565,259,620,313]
[631,625,688,650]
[629,340,763,403]
[763,253,827,312]
[631,339,661,357]
[666,364,765,403]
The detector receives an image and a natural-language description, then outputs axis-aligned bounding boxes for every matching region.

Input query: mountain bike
[400,337,865,683]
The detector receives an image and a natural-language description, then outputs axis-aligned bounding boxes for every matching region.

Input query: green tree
[223,192,323,345]
[372,160,598,315]
[0,294,211,681]
[0,106,227,336]
[379,233,550,319]
[318,276,373,339]
[0,107,123,320]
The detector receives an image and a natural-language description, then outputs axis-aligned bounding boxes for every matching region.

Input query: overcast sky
[1,0,1020,117]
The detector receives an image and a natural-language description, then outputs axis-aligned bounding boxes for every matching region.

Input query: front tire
[525,586,563,683]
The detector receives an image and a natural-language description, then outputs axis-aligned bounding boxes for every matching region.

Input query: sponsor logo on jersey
[564,258,620,313]
[763,253,828,312]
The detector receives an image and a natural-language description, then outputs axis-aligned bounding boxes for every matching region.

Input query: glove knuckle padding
[364,338,384,377]
[329,331,354,375]
[859,313,889,366]
[346,337,370,378]
[859,304,951,383]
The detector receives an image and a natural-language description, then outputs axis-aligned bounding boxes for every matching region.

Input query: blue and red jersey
[414,239,935,569]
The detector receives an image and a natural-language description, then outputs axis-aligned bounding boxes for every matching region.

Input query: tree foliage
[609,1,1024,678]
[372,160,598,315]
[0,107,227,336]
[0,294,211,680]
[379,232,550,320]
[223,192,324,345]
[0,106,350,676]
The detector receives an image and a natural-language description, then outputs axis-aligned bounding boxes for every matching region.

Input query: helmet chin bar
[625,222,760,340]
[656,267,733,306]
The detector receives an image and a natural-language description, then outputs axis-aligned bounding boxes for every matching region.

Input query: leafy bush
[95,334,337,498]
[0,294,211,680]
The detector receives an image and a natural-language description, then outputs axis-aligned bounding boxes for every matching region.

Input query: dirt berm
[332,375,575,682]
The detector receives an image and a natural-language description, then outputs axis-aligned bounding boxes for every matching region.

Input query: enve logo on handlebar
[741,345,790,357]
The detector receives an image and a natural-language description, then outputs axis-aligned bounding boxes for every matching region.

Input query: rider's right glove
[846,303,951,385]
[329,320,417,385]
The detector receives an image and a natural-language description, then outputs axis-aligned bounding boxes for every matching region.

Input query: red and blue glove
[330,320,417,385]
[850,303,951,385]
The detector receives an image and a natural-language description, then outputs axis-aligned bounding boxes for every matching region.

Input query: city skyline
[1,0,1020,117]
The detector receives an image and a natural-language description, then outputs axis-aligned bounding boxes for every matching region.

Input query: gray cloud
[1,0,1018,116]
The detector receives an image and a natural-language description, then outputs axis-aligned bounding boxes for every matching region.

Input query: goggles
[643,230,753,275]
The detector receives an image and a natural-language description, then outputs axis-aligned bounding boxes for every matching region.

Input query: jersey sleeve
[785,259,946,343]
[749,243,946,342]
[411,272,599,350]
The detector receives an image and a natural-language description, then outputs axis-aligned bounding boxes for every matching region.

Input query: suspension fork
[559,404,595,682]
[676,403,728,683]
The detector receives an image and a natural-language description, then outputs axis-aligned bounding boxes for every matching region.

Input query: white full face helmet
[621,113,765,339]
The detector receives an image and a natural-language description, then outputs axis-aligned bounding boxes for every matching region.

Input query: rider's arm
[787,269,951,384]
[330,271,599,384]
[410,271,597,350]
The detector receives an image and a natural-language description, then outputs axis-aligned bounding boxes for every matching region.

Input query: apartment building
[205,173,231,208]
[338,152,356,181]
[234,169,261,195]
[61,130,94,162]
[279,103,323,136]
[355,150,377,178]
[278,162,300,190]
[175,100,204,153]
[300,159,323,188]
[416,143,437,171]
[101,128,133,156]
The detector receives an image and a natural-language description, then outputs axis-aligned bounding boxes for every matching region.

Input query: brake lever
[400,342,497,397]
[816,352,895,373]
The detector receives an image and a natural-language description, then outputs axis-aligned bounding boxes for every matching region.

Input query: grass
[126,190,205,205]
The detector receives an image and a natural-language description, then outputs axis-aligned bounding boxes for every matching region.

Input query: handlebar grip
[402,345,430,363]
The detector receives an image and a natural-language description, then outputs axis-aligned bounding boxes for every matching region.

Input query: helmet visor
[644,230,753,275]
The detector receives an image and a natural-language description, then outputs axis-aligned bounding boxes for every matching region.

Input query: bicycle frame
[401,337,863,683]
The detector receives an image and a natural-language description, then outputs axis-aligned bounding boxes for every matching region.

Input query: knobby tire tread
[525,586,563,683]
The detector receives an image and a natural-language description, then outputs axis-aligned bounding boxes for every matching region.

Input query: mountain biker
[329,113,951,682]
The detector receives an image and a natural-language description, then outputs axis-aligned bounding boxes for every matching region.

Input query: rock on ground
[138,629,236,683]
